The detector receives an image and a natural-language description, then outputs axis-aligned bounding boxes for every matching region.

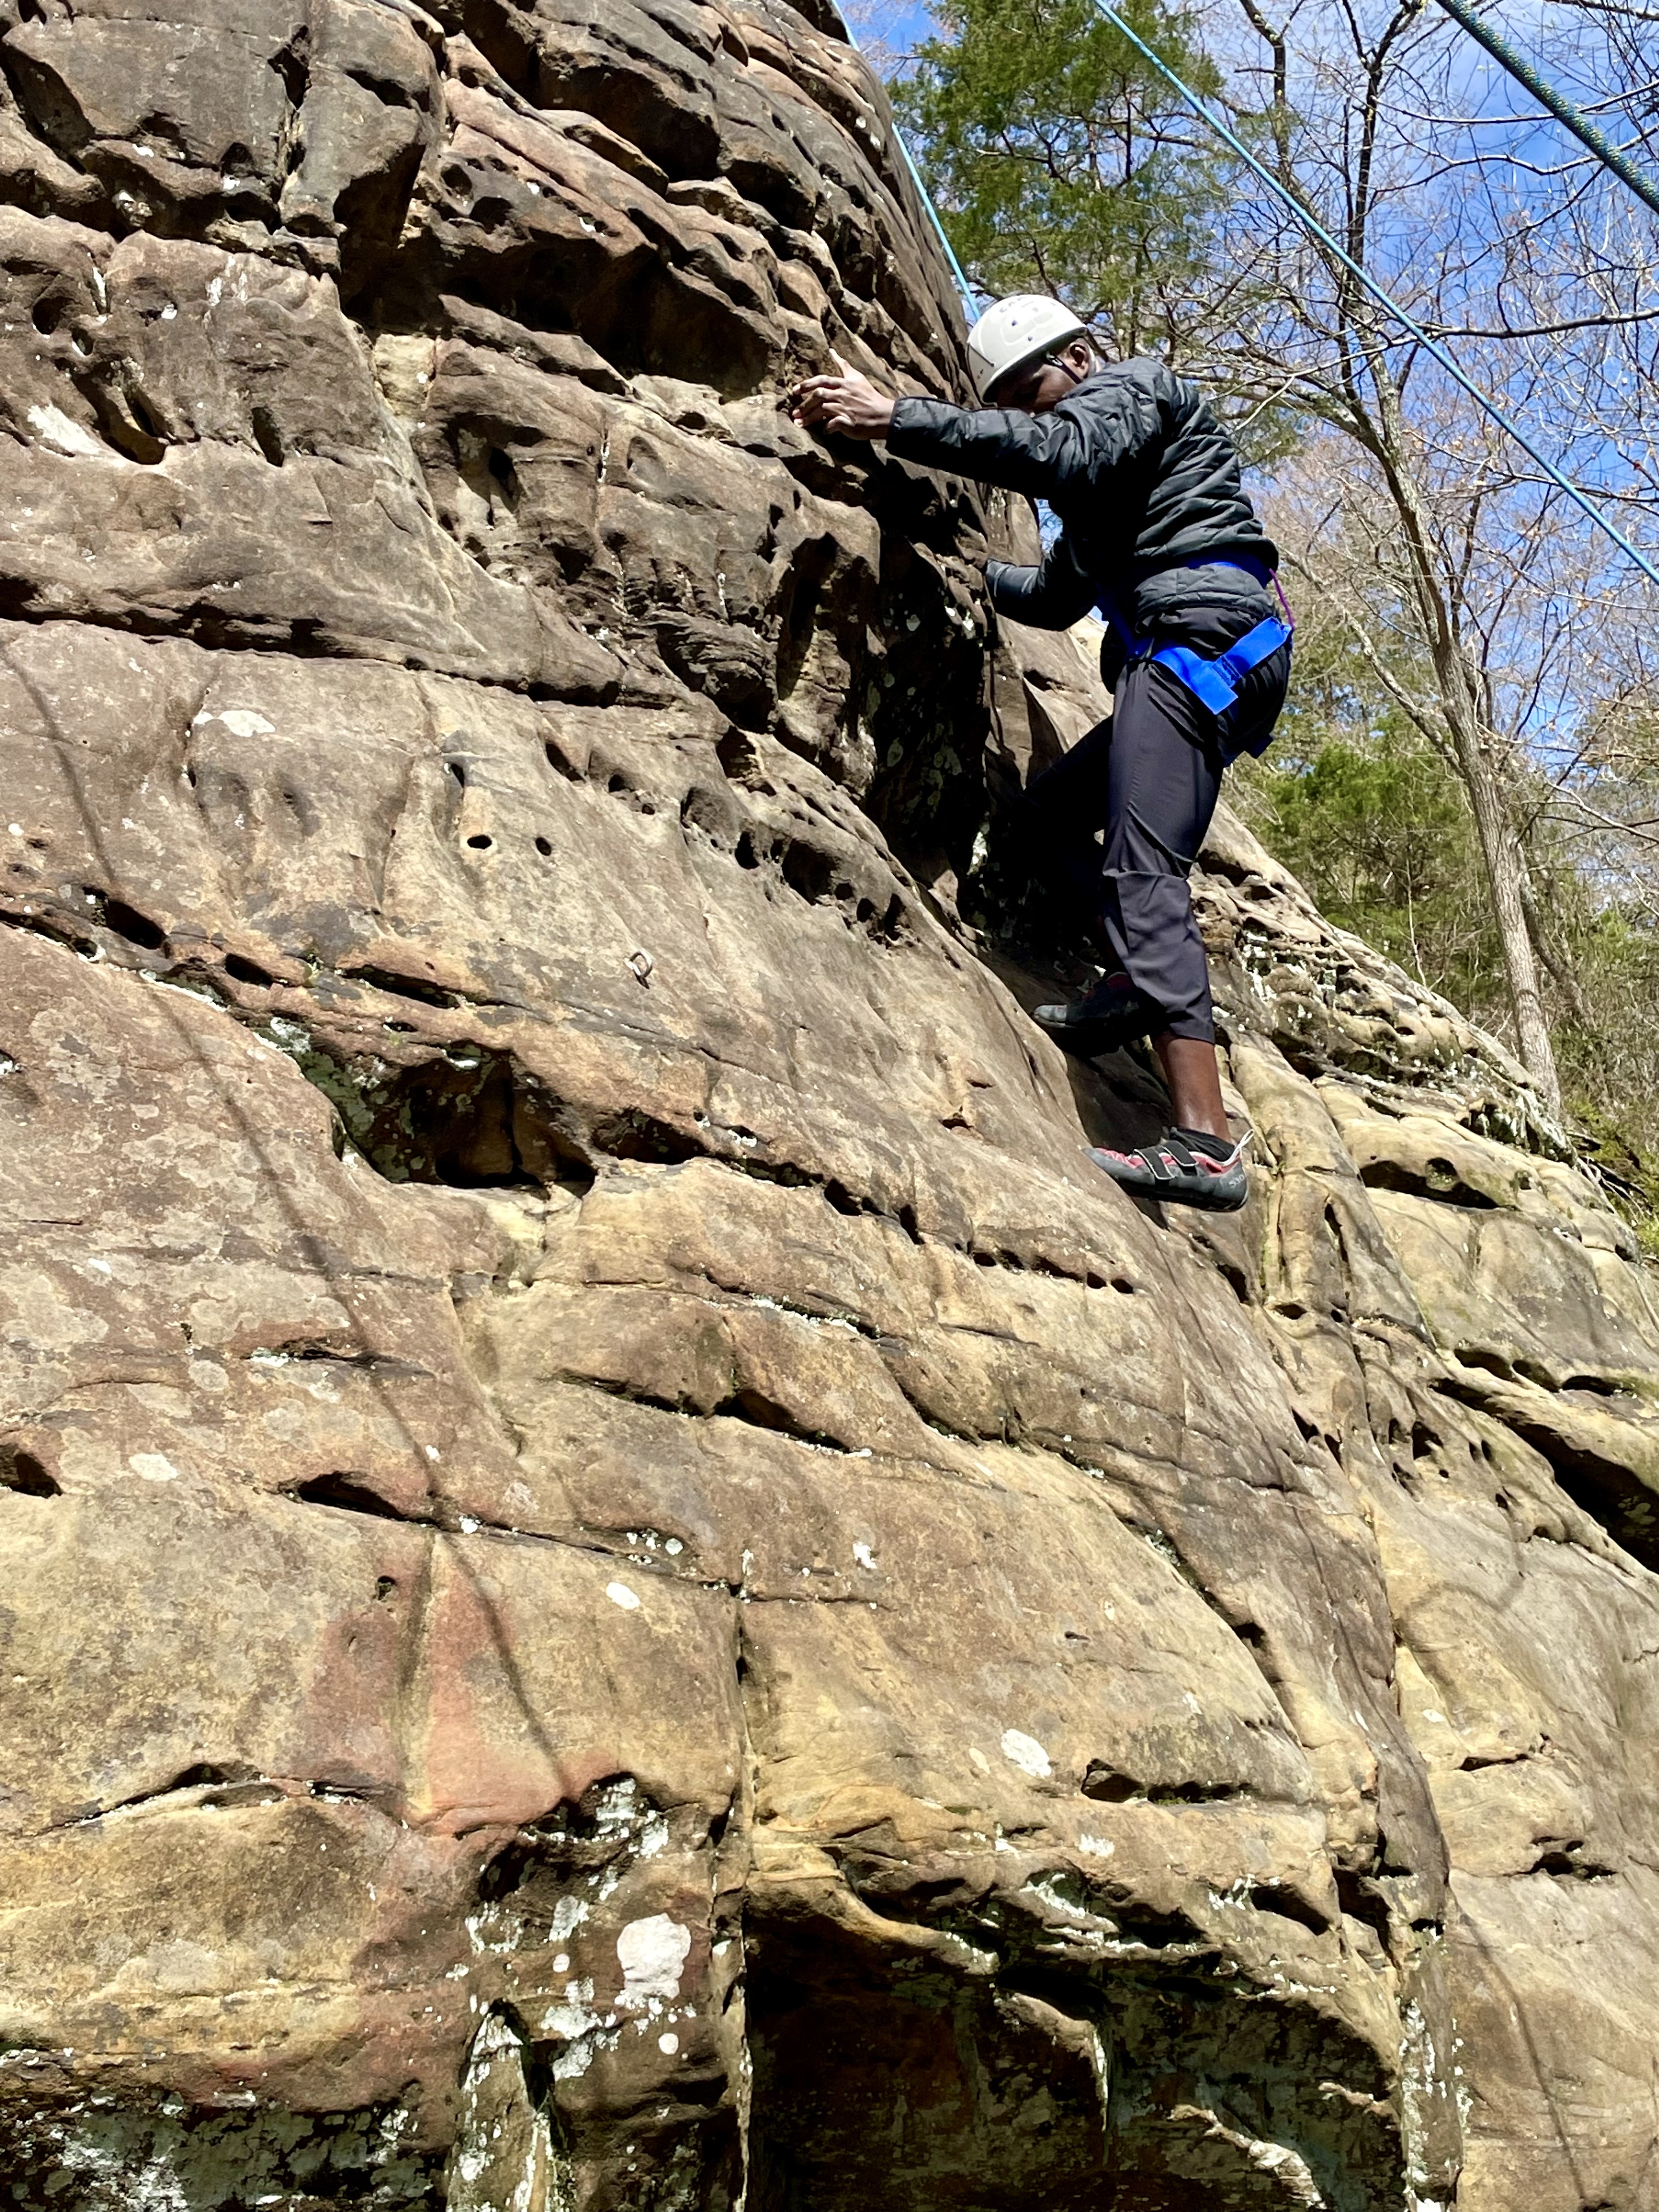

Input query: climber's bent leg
[1030,679,1212,1056]
[1085,656,1245,1196]
[1017,710,1116,946]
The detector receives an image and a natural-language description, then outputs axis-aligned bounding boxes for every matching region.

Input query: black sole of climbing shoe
[1087,1147,1249,1212]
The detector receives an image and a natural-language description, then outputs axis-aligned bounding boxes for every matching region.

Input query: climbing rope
[840,0,1659,596]
[1427,0,1659,224]
[893,120,981,318]
[1074,0,1659,599]
[843,18,981,320]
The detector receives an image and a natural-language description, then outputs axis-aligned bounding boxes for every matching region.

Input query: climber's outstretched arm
[885,394,1094,497]
[792,374,1100,628]
[797,376,1162,516]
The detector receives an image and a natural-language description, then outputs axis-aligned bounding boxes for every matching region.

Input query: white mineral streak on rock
[1173,2107,1325,2207]
[1000,1729,1052,1779]
[127,1453,179,1482]
[27,404,106,458]
[447,2006,570,2212]
[549,1895,588,1942]
[617,1914,692,2011]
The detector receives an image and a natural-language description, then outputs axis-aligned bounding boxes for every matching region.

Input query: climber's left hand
[790,365,894,441]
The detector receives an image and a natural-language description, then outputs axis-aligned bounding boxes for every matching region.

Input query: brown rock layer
[0,4,1655,2208]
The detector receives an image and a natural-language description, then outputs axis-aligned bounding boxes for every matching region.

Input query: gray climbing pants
[1024,603,1290,1042]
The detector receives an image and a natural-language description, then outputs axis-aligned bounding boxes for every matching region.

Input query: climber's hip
[1022,617,1288,1040]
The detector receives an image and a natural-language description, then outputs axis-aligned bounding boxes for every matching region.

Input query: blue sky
[843,0,1658,161]
[842,0,936,70]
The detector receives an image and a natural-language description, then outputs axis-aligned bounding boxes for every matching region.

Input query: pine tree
[894,0,1238,362]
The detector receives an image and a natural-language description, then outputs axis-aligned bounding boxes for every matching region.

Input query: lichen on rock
[1,3,1657,2209]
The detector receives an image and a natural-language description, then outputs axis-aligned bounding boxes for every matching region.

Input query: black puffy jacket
[886,357,1278,638]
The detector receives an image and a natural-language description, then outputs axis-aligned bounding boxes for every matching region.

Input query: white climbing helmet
[967,294,1090,402]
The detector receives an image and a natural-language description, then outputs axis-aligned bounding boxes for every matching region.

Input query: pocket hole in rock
[91,892,167,950]
[1080,1765,1139,1803]
[281,1039,594,1195]
[345,967,455,1008]
[1248,1883,1333,1935]
[162,1762,256,1792]
[781,840,834,901]
[1,1445,58,1497]
[250,405,285,467]
[292,1472,411,1521]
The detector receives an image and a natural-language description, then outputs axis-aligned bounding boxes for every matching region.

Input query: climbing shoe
[1033,974,1154,1058]
[1088,1127,1250,1213]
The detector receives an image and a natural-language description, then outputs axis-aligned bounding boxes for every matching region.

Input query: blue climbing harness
[1098,556,1293,758]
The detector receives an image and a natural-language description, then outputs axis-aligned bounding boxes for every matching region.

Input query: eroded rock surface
[0,4,1655,2208]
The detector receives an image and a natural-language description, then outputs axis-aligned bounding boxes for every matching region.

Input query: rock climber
[789,297,1291,1215]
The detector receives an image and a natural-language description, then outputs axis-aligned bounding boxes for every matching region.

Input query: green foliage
[1229,596,1509,1017]
[1555,907,1659,1243]
[1234,653,1659,1245]
[893,0,1234,359]
[1237,729,1506,1016]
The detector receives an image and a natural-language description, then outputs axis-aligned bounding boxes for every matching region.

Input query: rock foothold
[0,3,1655,2209]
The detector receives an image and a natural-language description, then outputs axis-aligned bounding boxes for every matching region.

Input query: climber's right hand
[789,366,894,442]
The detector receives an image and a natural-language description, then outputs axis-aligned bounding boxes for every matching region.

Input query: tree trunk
[1363,369,1565,1115]
[1442,707,1563,1115]
[1519,865,1595,1031]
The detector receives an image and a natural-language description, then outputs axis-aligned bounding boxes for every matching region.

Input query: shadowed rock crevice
[267,1032,596,1192]
[291,1470,421,1522]
[0,1444,59,1497]
[1436,1368,1659,1570]
[744,1917,1406,2212]
[0,2095,441,2212]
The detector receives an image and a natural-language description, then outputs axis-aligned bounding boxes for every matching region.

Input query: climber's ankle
[1153,1032,1231,1143]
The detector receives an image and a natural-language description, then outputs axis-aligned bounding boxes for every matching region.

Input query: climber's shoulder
[1064,357,1181,407]
[1052,358,1182,472]
[1068,357,1227,432]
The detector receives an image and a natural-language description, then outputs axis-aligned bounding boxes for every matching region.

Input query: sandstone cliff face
[2,5,1658,2209]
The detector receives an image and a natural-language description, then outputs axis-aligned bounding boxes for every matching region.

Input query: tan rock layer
[0,3,1654,2208]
